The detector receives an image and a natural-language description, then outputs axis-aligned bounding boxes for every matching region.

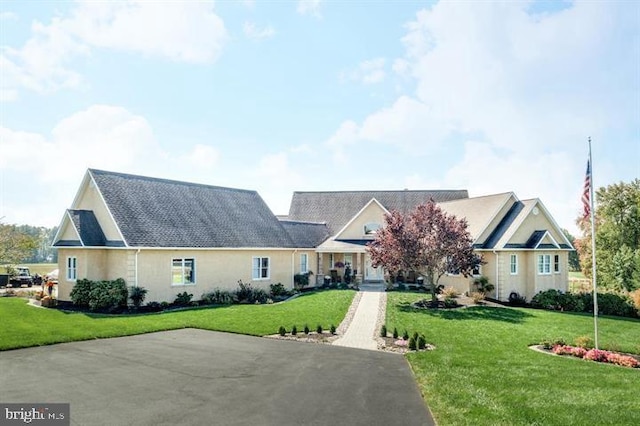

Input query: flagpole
[588,137,599,350]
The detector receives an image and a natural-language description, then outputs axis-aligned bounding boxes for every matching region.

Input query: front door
[365,255,384,281]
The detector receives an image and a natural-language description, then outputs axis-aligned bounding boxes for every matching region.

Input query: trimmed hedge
[531,289,638,318]
[70,278,128,312]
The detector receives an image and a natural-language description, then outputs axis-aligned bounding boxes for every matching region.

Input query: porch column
[317,253,324,285]
[356,252,364,284]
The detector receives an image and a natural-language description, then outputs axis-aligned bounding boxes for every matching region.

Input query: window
[537,254,551,275]
[510,254,518,275]
[66,256,77,281]
[364,223,381,235]
[252,257,270,280]
[472,264,481,276]
[300,253,308,274]
[554,254,560,273]
[172,258,195,285]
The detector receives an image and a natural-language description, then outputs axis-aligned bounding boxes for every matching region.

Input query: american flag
[582,159,591,220]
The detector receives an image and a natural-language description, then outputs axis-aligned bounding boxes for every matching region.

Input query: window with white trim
[554,254,560,273]
[66,256,77,281]
[252,257,270,280]
[538,254,551,275]
[300,253,308,274]
[172,258,195,285]
[364,223,381,235]
[472,264,481,276]
[510,254,518,275]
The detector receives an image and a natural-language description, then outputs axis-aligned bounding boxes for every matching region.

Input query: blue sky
[1,0,638,236]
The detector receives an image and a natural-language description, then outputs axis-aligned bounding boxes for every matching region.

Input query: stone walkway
[332,284,386,351]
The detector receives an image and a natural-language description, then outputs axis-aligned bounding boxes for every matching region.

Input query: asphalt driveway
[0,329,434,425]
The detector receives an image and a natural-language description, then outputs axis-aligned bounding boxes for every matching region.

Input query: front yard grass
[387,292,640,426]
[0,290,355,351]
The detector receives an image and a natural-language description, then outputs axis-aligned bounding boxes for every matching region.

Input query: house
[53,169,572,303]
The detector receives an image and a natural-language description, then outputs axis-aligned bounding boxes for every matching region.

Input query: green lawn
[386,292,640,426]
[0,290,355,351]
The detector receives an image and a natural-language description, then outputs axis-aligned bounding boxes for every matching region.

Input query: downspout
[493,250,499,301]
[135,248,141,287]
[292,249,297,289]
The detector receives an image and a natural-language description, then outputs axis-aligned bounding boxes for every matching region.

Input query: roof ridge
[89,168,256,194]
[292,189,467,194]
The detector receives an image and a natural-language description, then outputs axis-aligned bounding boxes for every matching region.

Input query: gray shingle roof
[287,190,468,235]
[89,169,297,248]
[280,220,330,247]
[69,209,107,246]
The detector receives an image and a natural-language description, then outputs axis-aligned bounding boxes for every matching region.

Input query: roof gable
[288,189,468,235]
[334,198,389,240]
[84,169,297,248]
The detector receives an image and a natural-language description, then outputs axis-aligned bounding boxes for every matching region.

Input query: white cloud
[341,57,386,85]
[179,144,220,170]
[297,0,322,18]
[323,1,637,233]
[0,11,18,21]
[243,21,276,40]
[3,1,228,98]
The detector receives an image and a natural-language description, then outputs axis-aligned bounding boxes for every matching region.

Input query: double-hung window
[537,254,551,275]
[510,254,518,275]
[66,256,77,281]
[172,258,195,285]
[554,255,560,273]
[300,254,308,274]
[253,257,270,280]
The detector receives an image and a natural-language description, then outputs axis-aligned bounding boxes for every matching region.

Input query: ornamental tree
[367,200,482,304]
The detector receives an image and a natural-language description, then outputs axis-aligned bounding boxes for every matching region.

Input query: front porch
[315,240,384,286]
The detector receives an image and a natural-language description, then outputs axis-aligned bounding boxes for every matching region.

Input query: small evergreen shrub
[574,335,594,349]
[146,301,162,312]
[316,324,323,334]
[408,336,417,350]
[173,291,193,306]
[278,326,286,336]
[392,327,398,339]
[269,283,289,298]
[291,325,297,336]
[70,278,92,307]
[417,334,426,350]
[160,301,170,309]
[201,289,235,305]
[541,337,567,350]
[508,291,527,306]
[330,324,336,334]
[402,330,409,340]
[412,331,419,341]
[444,297,458,308]
[304,324,310,334]
[70,278,128,312]
[380,324,387,337]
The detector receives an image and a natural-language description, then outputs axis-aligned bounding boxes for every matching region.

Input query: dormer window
[364,222,381,235]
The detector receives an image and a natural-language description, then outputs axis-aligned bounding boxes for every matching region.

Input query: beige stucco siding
[509,210,566,246]
[57,248,304,303]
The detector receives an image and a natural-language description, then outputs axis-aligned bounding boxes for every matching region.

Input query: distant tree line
[0,222,58,266]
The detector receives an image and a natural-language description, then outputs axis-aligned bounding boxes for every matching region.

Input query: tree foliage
[562,228,581,271]
[367,200,481,300]
[576,179,640,292]
[0,223,38,268]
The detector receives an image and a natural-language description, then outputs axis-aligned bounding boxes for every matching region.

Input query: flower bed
[550,344,639,368]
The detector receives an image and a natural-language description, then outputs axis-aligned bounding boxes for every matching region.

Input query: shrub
[316,324,323,334]
[473,276,494,294]
[160,301,170,310]
[73,278,128,312]
[595,292,636,317]
[173,291,193,306]
[541,337,567,350]
[444,297,458,308]
[236,280,268,304]
[630,289,640,311]
[392,327,398,339]
[441,286,459,299]
[293,272,312,290]
[417,334,426,350]
[304,324,310,334]
[70,278,93,307]
[129,286,148,308]
[574,335,594,349]
[269,283,289,298]
[278,326,286,336]
[201,289,235,305]
[408,336,417,351]
[146,301,162,312]
[291,325,297,335]
[531,289,564,310]
[380,324,387,337]
[330,324,336,335]
[412,331,419,341]
[584,349,608,363]
[508,291,527,306]
[402,330,409,340]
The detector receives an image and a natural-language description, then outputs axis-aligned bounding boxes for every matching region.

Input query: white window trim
[172,258,196,286]
[252,256,270,280]
[537,254,551,275]
[66,256,77,281]
[300,253,308,274]
[510,254,518,275]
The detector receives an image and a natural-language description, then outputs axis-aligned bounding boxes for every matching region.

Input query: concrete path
[332,284,385,350]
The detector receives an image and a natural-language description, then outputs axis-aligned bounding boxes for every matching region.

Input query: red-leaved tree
[367,200,481,303]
